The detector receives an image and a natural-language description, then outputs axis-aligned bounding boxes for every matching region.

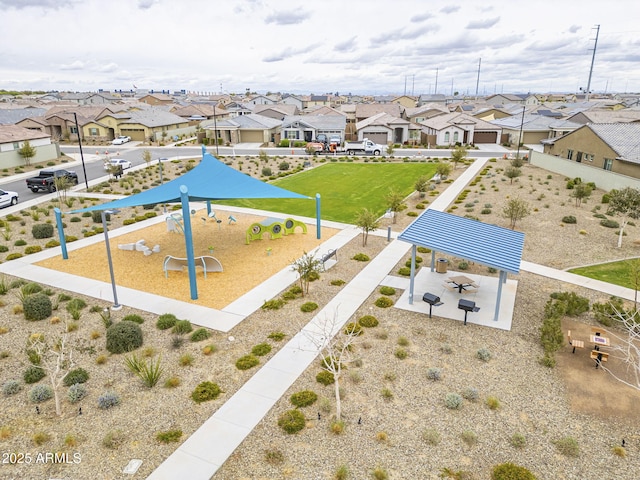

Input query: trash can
[436,258,448,274]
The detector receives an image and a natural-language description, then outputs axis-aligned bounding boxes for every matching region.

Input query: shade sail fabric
[72,152,310,212]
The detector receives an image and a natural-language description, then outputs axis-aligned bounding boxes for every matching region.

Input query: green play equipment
[246,217,307,244]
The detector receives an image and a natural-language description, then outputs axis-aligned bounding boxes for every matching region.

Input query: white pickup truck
[344,139,385,156]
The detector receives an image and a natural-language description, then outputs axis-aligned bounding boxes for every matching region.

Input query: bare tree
[354,208,380,246]
[598,304,640,391]
[291,251,323,296]
[502,197,530,230]
[28,329,76,416]
[301,311,361,421]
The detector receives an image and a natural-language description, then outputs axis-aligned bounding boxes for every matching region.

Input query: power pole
[585,24,600,101]
[475,58,481,99]
[434,68,438,95]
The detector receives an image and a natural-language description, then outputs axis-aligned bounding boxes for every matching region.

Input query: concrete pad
[146,448,221,480]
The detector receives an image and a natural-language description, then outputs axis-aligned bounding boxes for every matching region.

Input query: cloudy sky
[1,0,639,96]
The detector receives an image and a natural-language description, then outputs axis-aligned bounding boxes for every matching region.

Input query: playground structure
[245,217,307,245]
[118,239,160,256]
[166,213,184,234]
[163,255,223,278]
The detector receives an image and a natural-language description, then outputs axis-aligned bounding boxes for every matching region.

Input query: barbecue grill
[458,299,480,325]
[422,293,442,318]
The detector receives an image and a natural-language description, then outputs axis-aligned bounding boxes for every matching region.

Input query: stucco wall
[0,143,61,169]
[529,150,640,191]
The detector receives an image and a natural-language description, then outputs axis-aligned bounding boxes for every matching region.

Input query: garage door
[121,129,145,141]
[473,131,498,144]
[239,130,264,143]
[364,132,388,144]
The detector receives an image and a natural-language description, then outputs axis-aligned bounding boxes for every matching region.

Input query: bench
[567,330,584,353]
[321,249,338,270]
[163,255,223,278]
[590,349,609,368]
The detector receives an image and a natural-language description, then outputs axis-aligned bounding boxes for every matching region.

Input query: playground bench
[321,249,338,270]
[163,255,223,278]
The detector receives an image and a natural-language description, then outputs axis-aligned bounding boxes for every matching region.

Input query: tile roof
[0,125,50,143]
[0,107,46,124]
[589,123,640,163]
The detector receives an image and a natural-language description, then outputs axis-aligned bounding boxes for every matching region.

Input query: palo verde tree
[502,197,530,230]
[28,327,76,416]
[291,251,323,296]
[571,182,592,207]
[435,161,453,179]
[503,166,522,184]
[606,187,640,248]
[18,140,36,167]
[450,145,467,169]
[302,310,361,422]
[414,175,429,197]
[354,208,380,247]
[385,188,406,224]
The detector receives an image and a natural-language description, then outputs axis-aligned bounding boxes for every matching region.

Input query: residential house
[0,125,59,168]
[59,92,121,105]
[280,94,304,110]
[490,113,563,146]
[280,115,346,143]
[473,107,512,122]
[224,101,253,117]
[0,107,47,125]
[355,112,415,145]
[416,94,449,106]
[392,96,418,109]
[340,104,357,141]
[420,112,502,146]
[405,104,449,124]
[565,109,640,125]
[253,104,299,121]
[202,114,281,146]
[247,94,276,106]
[139,93,174,106]
[170,104,229,125]
[355,103,405,123]
[543,123,640,179]
[96,108,192,143]
[485,94,526,105]
[306,95,331,108]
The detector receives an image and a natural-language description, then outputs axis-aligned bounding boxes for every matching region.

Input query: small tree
[18,140,36,167]
[607,187,640,248]
[510,156,525,168]
[572,183,592,207]
[302,311,360,421]
[386,144,394,156]
[450,145,467,169]
[502,197,530,230]
[414,175,429,198]
[54,176,72,207]
[385,189,405,224]
[504,166,522,184]
[142,149,152,166]
[435,162,453,179]
[291,251,323,296]
[28,328,76,416]
[598,304,640,391]
[354,208,380,246]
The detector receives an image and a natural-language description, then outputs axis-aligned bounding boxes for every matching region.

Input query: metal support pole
[54,208,68,260]
[102,210,121,310]
[73,113,89,189]
[315,193,321,239]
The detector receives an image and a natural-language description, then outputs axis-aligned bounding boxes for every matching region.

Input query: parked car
[0,189,18,207]
[104,158,132,171]
[112,135,131,145]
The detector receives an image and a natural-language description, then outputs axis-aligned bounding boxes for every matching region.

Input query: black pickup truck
[26,169,79,193]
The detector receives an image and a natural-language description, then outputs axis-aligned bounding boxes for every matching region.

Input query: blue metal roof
[398,209,524,274]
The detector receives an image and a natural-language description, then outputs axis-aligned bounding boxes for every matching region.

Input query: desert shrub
[97,391,120,409]
[278,409,305,434]
[561,215,577,224]
[106,321,143,354]
[510,432,527,449]
[264,448,285,465]
[0,245,7,253]
[417,246,431,253]
[122,314,144,324]
[67,383,88,404]
[444,393,463,409]
[156,313,178,330]
[191,381,222,403]
[600,218,619,228]
[375,297,394,308]
[461,387,479,401]
[29,384,53,403]
[2,380,22,396]
[476,348,492,361]
[491,463,537,480]
[379,286,396,296]
[172,320,193,335]
[300,302,318,312]
[486,395,501,410]
[458,261,469,270]
[398,267,411,276]
[290,390,318,408]
[343,322,363,335]
[102,430,125,449]
[63,368,89,387]
[358,315,379,328]
[24,245,42,255]
[23,365,45,384]
[331,420,346,434]
[441,343,453,354]
[330,279,345,286]
[5,253,23,261]
[554,436,579,457]
[426,367,442,381]
[592,296,626,327]
[261,298,286,310]
[549,291,590,316]
[190,328,211,342]
[156,429,182,443]
[251,343,272,356]
[394,348,407,359]
[316,370,335,385]
[612,445,627,457]
[164,376,181,388]
[23,293,52,321]
[268,331,286,342]
[352,253,370,262]
[66,298,87,312]
[235,354,259,370]
[601,193,611,203]
[422,428,441,445]
[32,223,54,239]
[461,430,478,446]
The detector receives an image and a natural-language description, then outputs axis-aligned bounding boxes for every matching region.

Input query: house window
[13,142,19,150]
[89,128,98,136]
[70,126,78,134]
[585,153,594,162]
[284,130,299,140]
[567,149,573,160]
[603,158,613,171]
[444,132,450,143]
[453,131,459,142]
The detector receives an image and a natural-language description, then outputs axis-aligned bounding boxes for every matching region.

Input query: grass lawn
[217,162,438,223]
[569,259,640,289]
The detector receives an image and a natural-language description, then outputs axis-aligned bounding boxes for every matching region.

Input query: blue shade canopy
[398,209,524,274]
[72,152,310,212]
